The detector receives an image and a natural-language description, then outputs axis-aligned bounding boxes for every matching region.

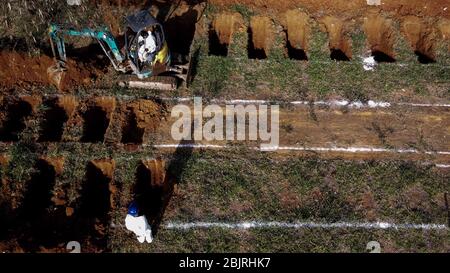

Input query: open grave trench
[0,95,165,145]
[0,154,174,252]
[0,146,448,252]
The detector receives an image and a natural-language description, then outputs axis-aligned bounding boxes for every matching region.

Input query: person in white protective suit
[125,201,153,243]
[137,30,157,63]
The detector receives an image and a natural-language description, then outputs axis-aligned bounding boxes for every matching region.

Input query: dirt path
[0,95,448,164]
[153,103,450,164]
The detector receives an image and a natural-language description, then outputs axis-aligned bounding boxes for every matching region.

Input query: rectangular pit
[38,99,70,142]
[0,99,35,142]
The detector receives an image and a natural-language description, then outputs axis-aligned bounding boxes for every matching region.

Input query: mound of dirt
[41,157,65,175]
[363,13,396,61]
[250,16,273,51]
[57,96,79,117]
[142,159,167,188]
[120,99,163,144]
[93,97,116,114]
[321,16,352,60]
[439,19,450,39]
[127,99,162,131]
[283,10,310,51]
[402,16,437,63]
[212,13,243,45]
[248,16,274,59]
[0,155,9,167]
[0,51,103,92]
[438,19,450,52]
[382,0,450,19]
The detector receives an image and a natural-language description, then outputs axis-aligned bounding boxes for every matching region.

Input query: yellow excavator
[47,10,192,91]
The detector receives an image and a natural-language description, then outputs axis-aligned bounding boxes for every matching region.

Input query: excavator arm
[48,24,127,72]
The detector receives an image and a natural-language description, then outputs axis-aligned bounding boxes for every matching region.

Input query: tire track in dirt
[0,97,448,164]
[152,104,450,164]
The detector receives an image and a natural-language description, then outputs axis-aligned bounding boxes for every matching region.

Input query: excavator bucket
[47,63,66,90]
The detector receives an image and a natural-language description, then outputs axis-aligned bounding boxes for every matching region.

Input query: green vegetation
[107,149,449,253]
[229,4,255,21]
[113,228,450,253]
[1,144,448,252]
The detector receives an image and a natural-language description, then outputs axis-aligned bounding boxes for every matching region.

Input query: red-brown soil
[282,10,310,50]
[212,13,243,45]
[321,16,353,60]
[0,51,103,92]
[210,0,450,19]
[402,16,438,62]
[363,13,396,59]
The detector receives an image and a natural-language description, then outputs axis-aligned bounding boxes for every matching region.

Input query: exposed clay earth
[0,51,104,92]
[154,103,450,165]
[0,0,449,253]
[210,0,450,18]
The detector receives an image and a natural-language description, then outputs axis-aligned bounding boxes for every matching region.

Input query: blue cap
[128,201,139,217]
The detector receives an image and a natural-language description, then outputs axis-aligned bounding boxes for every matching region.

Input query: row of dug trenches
[0,95,164,144]
[209,10,450,62]
[0,156,169,252]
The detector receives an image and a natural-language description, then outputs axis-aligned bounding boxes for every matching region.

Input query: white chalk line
[159,97,450,108]
[152,144,450,168]
[165,221,448,231]
[43,94,450,108]
[229,57,450,68]
[153,143,450,156]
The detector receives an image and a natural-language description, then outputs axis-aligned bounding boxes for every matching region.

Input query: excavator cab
[124,11,170,79]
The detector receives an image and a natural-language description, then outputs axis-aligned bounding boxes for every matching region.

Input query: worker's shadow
[134,138,194,236]
[9,160,66,252]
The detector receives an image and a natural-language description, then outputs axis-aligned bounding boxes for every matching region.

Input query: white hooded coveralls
[125,214,153,243]
[137,31,157,63]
